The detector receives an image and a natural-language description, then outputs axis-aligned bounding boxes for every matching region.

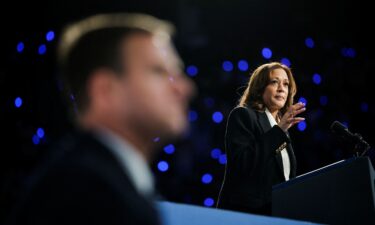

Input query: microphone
[330,121,357,143]
[330,121,370,156]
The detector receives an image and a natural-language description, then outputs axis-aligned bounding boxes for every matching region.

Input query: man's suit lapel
[256,110,285,177]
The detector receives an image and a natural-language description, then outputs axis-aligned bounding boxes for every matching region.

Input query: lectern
[272,157,375,224]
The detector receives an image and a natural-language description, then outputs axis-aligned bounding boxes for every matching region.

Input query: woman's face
[262,68,289,112]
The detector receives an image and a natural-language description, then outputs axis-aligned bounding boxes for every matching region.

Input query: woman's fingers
[288,103,306,117]
[292,102,305,111]
[291,117,305,125]
[294,107,306,116]
[280,103,306,131]
[286,117,305,125]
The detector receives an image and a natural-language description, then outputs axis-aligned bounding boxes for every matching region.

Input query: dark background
[1,0,374,220]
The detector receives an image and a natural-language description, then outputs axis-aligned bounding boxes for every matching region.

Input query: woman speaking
[217,62,306,215]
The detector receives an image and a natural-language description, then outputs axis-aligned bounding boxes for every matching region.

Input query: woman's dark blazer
[217,106,297,215]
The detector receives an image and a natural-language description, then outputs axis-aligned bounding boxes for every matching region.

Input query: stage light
[341,48,356,58]
[360,102,368,112]
[238,60,248,71]
[38,44,46,55]
[204,198,214,207]
[222,60,234,72]
[297,121,307,131]
[186,65,198,77]
[204,97,215,108]
[219,154,227,164]
[312,73,322,85]
[298,97,307,106]
[212,111,223,123]
[281,58,291,67]
[211,148,221,159]
[17,42,24,53]
[37,128,45,138]
[157,161,169,172]
[262,48,272,59]
[46,31,55,42]
[164,144,175,154]
[32,135,40,145]
[347,48,356,58]
[320,96,328,106]
[14,97,23,108]
[189,110,198,122]
[305,37,314,48]
[201,173,213,184]
[341,48,348,57]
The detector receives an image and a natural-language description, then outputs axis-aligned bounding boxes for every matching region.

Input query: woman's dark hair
[238,62,297,116]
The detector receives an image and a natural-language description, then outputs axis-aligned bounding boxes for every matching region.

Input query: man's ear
[86,68,117,110]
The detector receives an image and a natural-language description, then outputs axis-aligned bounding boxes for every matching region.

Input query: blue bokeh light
[305,37,314,48]
[32,135,40,145]
[37,128,45,138]
[201,173,213,184]
[186,65,198,77]
[38,44,47,55]
[157,161,169,172]
[262,48,272,59]
[341,48,347,57]
[320,96,328,106]
[164,144,175,154]
[219,154,227,164]
[298,97,307,106]
[238,60,249,71]
[211,148,222,159]
[204,198,215,207]
[153,137,160,142]
[297,121,307,131]
[14,97,23,108]
[204,97,215,108]
[189,110,198,122]
[360,102,369,112]
[17,42,24,53]
[341,48,356,58]
[281,58,291,67]
[46,31,55,42]
[346,48,356,58]
[212,111,224,123]
[222,61,234,72]
[312,73,322,85]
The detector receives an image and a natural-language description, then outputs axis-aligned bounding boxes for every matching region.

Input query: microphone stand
[352,133,371,157]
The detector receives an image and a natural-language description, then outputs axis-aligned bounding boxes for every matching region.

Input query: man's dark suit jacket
[8,131,160,225]
[217,106,297,215]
